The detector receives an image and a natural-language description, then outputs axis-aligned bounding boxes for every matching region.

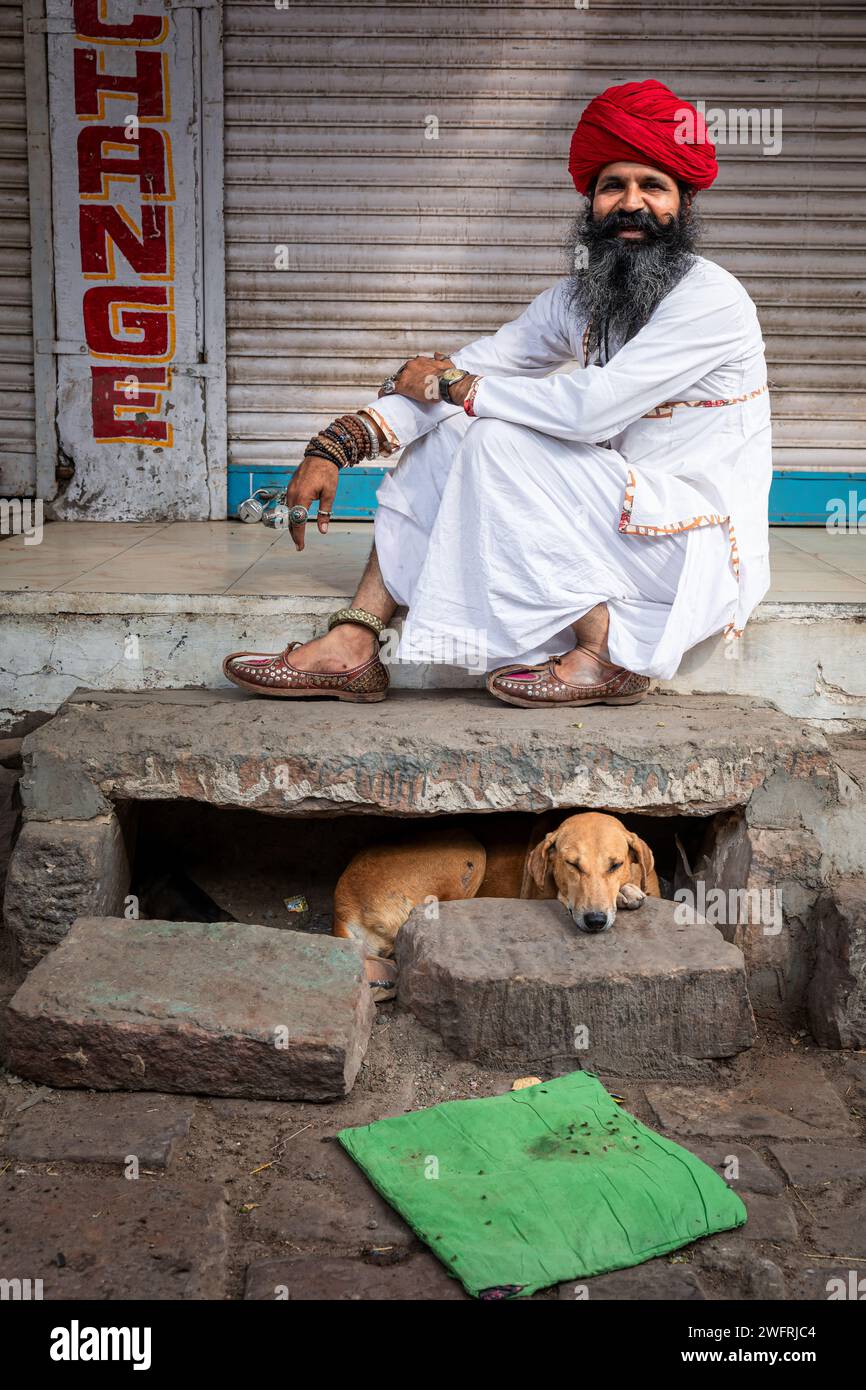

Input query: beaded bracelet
[304,437,346,470]
[304,408,385,472]
[321,424,358,467]
[336,415,368,461]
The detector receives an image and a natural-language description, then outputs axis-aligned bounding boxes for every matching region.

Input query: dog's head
[526,812,655,934]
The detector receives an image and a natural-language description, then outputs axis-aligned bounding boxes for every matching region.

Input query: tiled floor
[2,521,866,602]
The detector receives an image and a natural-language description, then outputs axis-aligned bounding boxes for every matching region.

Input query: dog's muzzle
[571,908,614,934]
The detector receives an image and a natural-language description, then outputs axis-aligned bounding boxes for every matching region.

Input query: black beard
[565,203,701,361]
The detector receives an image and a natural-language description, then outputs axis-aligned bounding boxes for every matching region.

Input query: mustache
[586,206,685,243]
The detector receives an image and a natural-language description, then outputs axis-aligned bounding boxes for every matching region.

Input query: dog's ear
[527,831,557,890]
[625,832,655,890]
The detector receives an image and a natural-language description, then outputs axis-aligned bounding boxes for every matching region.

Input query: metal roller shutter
[0,0,35,495]
[223,0,866,500]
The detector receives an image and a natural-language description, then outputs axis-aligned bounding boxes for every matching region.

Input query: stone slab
[18,687,834,819]
[809,1204,866,1259]
[243,1140,413,1249]
[0,1174,227,1299]
[740,1193,798,1242]
[5,916,374,1101]
[646,1062,857,1140]
[244,1252,467,1300]
[243,1175,412,1250]
[558,1261,706,1300]
[769,1141,866,1188]
[2,1091,194,1169]
[686,1142,786,1196]
[3,816,130,970]
[695,1240,787,1300]
[395,897,756,1073]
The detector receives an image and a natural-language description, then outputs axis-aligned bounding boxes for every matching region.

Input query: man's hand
[285,455,338,551]
[389,353,456,403]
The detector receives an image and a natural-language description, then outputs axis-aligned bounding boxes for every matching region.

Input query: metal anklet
[327,607,385,638]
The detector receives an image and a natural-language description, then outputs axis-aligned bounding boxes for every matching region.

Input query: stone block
[0,763,19,894]
[19,745,110,820]
[21,688,834,818]
[3,816,130,970]
[6,916,374,1100]
[807,879,866,1048]
[395,897,755,1074]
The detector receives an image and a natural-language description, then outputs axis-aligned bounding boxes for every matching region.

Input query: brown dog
[525,811,660,934]
[332,812,659,964]
[332,826,487,960]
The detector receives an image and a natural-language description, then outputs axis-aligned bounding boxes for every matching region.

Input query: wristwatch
[438,368,469,403]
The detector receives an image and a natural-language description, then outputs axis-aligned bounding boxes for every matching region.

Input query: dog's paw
[616,883,645,910]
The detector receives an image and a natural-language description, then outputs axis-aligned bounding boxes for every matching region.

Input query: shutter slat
[223,2,866,470]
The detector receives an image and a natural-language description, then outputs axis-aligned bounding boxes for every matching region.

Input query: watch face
[441,369,463,384]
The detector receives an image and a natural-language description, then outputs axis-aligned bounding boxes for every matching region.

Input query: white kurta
[362,256,771,680]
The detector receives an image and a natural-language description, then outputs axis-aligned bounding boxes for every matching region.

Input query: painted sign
[47,0,223,519]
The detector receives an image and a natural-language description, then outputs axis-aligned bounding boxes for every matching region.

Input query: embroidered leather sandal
[223,608,389,702]
[487,652,650,708]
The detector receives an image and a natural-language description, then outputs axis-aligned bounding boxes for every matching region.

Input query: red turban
[568,79,718,196]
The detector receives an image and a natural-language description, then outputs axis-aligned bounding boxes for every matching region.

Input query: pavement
[0,1006,863,1301]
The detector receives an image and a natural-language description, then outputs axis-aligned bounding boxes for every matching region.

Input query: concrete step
[6,916,374,1100]
[4,523,866,720]
[395,897,756,1077]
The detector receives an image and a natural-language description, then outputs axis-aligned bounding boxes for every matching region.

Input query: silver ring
[288,504,309,527]
[380,361,408,396]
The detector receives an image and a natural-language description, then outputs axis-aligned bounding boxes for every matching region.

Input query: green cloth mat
[339,1070,746,1298]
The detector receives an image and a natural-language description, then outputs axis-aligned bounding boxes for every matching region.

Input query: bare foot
[287,625,377,674]
[553,645,621,687]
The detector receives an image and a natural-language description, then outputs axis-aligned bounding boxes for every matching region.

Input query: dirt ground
[1,943,863,1301]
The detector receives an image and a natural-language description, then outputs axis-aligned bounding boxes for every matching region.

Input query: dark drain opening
[125,801,749,937]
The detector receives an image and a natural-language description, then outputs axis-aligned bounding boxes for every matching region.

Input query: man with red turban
[224,79,770,713]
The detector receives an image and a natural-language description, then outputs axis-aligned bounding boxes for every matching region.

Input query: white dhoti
[374,413,740,681]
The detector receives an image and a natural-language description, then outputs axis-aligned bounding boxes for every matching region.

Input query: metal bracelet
[353,412,380,460]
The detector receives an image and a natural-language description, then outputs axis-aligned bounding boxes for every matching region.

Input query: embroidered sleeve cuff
[463,377,482,416]
[359,403,401,454]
